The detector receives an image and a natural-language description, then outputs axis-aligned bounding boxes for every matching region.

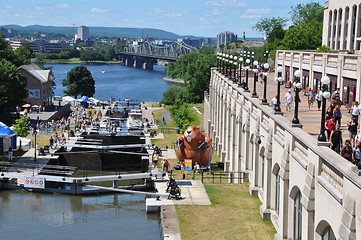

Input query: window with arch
[275,169,280,215]
[293,191,302,240]
[321,226,336,240]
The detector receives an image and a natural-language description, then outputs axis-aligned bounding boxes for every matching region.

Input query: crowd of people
[281,86,361,167]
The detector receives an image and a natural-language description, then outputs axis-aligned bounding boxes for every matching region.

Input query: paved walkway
[239,71,354,138]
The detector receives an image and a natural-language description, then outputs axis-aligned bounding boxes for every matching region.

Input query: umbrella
[32,105,40,108]
[62,96,76,102]
[22,104,31,108]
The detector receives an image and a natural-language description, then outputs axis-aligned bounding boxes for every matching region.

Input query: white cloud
[5,5,14,9]
[35,5,53,10]
[246,8,271,14]
[150,8,188,17]
[56,4,71,9]
[91,8,108,13]
[205,0,246,7]
[240,15,261,19]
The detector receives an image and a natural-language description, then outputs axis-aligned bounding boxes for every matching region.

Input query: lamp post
[238,57,243,87]
[264,50,269,62]
[292,70,303,125]
[274,66,283,113]
[216,53,220,71]
[251,60,259,98]
[261,63,270,104]
[244,58,250,92]
[33,127,37,162]
[318,75,331,142]
[221,54,226,74]
[233,60,238,83]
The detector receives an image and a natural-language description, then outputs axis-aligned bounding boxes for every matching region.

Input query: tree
[62,66,95,98]
[14,42,35,65]
[290,2,323,26]
[169,100,196,132]
[12,116,30,137]
[0,34,18,66]
[253,17,287,42]
[0,59,27,112]
[161,86,183,105]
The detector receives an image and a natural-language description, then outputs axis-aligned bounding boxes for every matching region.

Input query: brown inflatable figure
[176,126,213,167]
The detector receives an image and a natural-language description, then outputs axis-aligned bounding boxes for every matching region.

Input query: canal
[0,63,175,239]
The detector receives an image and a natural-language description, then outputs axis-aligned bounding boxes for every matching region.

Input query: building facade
[322,0,361,52]
[19,63,53,106]
[216,31,237,48]
[77,26,89,41]
[205,68,361,239]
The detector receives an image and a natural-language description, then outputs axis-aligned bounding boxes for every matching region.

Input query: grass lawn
[176,184,276,240]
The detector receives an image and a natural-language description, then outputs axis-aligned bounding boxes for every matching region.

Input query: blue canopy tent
[0,122,17,151]
[77,96,92,108]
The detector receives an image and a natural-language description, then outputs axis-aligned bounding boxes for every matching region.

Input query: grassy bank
[151,104,276,239]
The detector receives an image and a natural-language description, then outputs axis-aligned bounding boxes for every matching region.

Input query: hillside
[1,25,184,39]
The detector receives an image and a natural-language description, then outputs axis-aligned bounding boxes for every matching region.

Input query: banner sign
[184,159,193,171]
[23,176,45,189]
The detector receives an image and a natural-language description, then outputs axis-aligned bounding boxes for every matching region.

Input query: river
[0,63,174,239]
[44,63,175,102]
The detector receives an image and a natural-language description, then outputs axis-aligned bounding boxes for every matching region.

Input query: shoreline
[162,77,185,84]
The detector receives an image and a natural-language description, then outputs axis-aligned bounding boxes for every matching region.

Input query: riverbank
[163,77,185,84]
[41,58,120,64]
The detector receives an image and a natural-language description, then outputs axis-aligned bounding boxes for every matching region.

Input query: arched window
[293,191,302,240]
[275,169,280,215]
[321,226,336,240]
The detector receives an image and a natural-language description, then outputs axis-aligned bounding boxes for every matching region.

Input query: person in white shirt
[351,101,360,122]
[285,90,293,112]
[271,95,278,110]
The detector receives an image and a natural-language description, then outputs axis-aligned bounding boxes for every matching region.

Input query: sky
[0,0,325,38]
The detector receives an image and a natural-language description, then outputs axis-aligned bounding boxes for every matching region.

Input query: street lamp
[292,70,303,125]
[244,58,251,92]
[317,75,331,141]
[274,66,283,113]
[262,63,270,104]
[233,59,238,83]
[264,51,269,62]
[252,60,259,98]
[238,57,243,87]
[33,127,37,162]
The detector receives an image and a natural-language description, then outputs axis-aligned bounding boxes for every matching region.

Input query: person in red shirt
[325,117,336,141]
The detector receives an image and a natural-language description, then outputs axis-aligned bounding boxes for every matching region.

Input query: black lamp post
[238,57,243,87]
[244,58,250,92]
[216,53,220,71]
[33,127,37,162]
[318,75,331,141]
[274,66,283,113]
[251,60,259,98]
[261,63,270,104]
[292,70,302,125]
[264,50,269,62]
[221,54,225,74]
[233,58,238,83]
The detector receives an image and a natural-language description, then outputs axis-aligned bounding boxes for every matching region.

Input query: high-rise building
[77,26,89,41]
[216,31,237,48]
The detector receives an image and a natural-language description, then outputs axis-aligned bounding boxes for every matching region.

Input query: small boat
[101,70,105,74]
[126,109,143,130]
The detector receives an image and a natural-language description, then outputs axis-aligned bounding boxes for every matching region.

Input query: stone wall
[205,68,361,239]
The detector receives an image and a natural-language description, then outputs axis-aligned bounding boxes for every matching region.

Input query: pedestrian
[351,101,360,122]
[353,145,361,166]
[49,136,54,148]
[271,95,278,110]
[307,90,316,110]
[333,105,342,126]
[331,88,341,106]
[325,106,333,120]
[194,162,200,173]
[347,117,358,146]
[285,90,293,112]
[329,124,342,154]
[7,147,13,160]
[340,140,353,162]
[162,158,170,172]
[325,117,336,140]
[315,91,322,111]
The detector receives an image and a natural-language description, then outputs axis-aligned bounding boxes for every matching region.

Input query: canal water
[0,64,173,239]
[45,63,175,102]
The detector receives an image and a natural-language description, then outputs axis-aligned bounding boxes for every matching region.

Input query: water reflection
[0,190,161,240]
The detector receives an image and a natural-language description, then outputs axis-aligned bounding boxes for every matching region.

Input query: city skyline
[0,0,325,38]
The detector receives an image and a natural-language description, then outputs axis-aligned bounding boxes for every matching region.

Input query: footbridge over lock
[117,40,198,70]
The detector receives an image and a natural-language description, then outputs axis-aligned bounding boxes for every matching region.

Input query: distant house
[18,63,53,107]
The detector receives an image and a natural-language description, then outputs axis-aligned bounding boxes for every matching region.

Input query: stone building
[216,31,237,49]
[276,0,361,105]
[205,68,360,239]
[18,63,53,107]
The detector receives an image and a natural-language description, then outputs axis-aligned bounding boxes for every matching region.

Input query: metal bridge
[117,40,198,70]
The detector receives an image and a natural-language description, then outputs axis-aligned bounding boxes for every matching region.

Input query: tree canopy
[290,2,324,26]
[62,66,95,98]
[0,59,27,112]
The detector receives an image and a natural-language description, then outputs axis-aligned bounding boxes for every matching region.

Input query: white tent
[16,137,32,150]
[89,97,100,105]
[62,96,76,102]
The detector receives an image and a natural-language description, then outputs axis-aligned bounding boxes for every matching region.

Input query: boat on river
[126,109,143,130]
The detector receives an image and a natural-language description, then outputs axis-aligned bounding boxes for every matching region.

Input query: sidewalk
[240,71,353,138]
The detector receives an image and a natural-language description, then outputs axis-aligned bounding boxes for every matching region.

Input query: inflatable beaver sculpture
[176,125,212,167]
